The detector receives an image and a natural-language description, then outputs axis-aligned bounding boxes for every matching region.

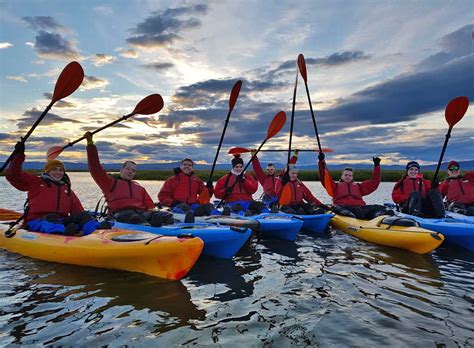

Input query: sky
[0,0,473,169]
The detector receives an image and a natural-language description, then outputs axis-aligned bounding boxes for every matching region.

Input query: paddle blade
[324,167,334,197]
[198,188,211,205]
[321,148,335,153]
[297,54,308,82]
[46,146,64,160]
[445,96,469,128]
[52,61,85,102]
[229,80,242,112]
[132,94,164,115]
[228,147,251,155]
[279,184,292,206]
[0,208,22,221]
[266,111,286,139]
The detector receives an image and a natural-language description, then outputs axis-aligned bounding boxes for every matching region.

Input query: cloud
[93,5,114,16]
[16,108,81,129]
[43,93,77,108]
[118,48,139,58]
[91,54,116,66]
[0,42,13,49]
[23,16,66,32]
[126,4,208,50]
[7,76,27,82]
[139,62,174,71]
[81,75,109,90]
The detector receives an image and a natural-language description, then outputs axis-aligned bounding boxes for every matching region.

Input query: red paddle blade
[323,167,334,197]
[445,96,469,128]
[321,148,335,153]
[279,184,292,206]
[266,111,286,139]
[52,61,85,102]
[228,147,251,155]
[297,54,308,82]
[46,146,64,160]
[198,188,211,204]
[229,80,242,112]
[132,94,164,115]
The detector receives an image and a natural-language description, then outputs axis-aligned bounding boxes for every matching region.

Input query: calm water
[0,173,473,346]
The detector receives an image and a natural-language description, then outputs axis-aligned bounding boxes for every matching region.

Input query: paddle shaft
[432,127,452,183]
[0,100,55,172]
[303,81,322,153]
[288,68,298,165]
[208,109,232,183]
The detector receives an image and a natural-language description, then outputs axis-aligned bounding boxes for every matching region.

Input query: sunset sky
[1,0,472,168]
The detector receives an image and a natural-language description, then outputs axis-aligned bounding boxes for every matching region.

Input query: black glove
[225,187,233,194]
[237,173,245,182]
[318,152,325,161]
[206,181,214,190]
[431,181,439,189]
[319,204,331,211]
[171,200,183,207]
[281,172,290,186]
[372,157,381,166]
[14,140,25,155]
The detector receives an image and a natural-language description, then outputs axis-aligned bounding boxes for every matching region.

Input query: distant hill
[6,160,474,171]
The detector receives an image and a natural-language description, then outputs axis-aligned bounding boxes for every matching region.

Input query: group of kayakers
[5,132,474,236]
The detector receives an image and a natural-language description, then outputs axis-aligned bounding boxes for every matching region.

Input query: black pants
[402,190,445,218]
[281,202,323,215]
[113,209,174,224]
[447,202,474,216]
[45,211,94,229]
[333,204,389,220]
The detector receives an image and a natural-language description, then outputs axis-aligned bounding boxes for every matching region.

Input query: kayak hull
[239,213,304,241]
[398,213,474,252]
[114,222,252,259]
[0,226,203,280]
[330,214,444,254]
[271,213,334,233]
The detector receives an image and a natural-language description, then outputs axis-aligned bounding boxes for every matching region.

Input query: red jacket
[251,155,298,198]
[87,145,155,213]
[275,179,322,205]
[158,169,211,206]
[392,176,431,205]
[319,161,381,206]
[6,154,84,223]
[214,172,258,202]
[440,172,474,205]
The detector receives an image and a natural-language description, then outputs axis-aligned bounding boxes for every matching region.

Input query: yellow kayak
[330,214,444,254]
[0,225,203,280]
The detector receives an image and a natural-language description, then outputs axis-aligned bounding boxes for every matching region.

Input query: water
[1,173,473,346]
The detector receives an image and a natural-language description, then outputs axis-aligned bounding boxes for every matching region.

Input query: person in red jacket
[440,160,474,215]
[276,164,328,215]
[391,161,445,218]
[318,152,390,219]
[214,154,266,215]
[6,141,104,236]
[85,132,170,226]
[158,158,215,216]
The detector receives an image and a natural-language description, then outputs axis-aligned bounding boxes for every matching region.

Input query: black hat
[405,161,420,171]
[231,154,244,168]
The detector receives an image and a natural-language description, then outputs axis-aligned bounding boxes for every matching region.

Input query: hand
[250,149,257,157]
[225,187,233,194]
[372,156,381,166]
[171,200,183,207]
[206,181,214,190]
[237,173,245,182]
[293,149,299,157]
[318,152,325,161]
[84,131,94,146]
[431,181,439,189]
[14,140,25,155]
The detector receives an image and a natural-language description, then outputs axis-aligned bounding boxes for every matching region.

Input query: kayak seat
[111,233,156,242]
[379,216,419,228]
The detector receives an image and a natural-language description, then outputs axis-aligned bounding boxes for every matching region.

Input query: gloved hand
[319,204,331,211]
[225,187,233,194]
[293,149,299,157]
[84,131,94,146]
[206,181,214,190]
[281,172,290,186]
[372,156,381,167]
[318,152,325,161]
[431,181,439,189]
[250,149,257,157]
[237,173,245,182]
[14,140,25,155]
[171,200,183,207]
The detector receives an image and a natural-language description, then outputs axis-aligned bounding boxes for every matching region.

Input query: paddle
[228,147,334,154]
[431,96,470,183]
[216,111,287,207]
[298,54,323,153]
[198,80,242,204]
[0,61,84,172]
[288,65,298,165]
[46,94,164,160]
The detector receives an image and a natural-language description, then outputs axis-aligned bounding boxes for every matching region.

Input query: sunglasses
[448,166,459,171]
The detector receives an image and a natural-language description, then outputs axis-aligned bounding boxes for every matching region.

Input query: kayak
[0,225,203,280]
[269,213,334,233]
[172,213,260,233]
[330,214,445,254]
[113,221,252,259]
[235,213,304,241]
[398,213,474,252]
[445,211,474,224]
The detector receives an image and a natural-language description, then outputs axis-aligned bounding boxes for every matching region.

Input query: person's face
[120,162,137,180]
[341,170,353,183]
[447,166,460,178]
[47,166,65,181]
[181,160,193,175]
[289,171,298,180]
[407,167,419,178]
[266,166,276,175]
[233,164,243,174]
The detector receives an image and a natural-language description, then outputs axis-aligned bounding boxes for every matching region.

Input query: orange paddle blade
[445,96,469,128]
[132,94,164,115]
[228,147,251,155]
[279,184,292,206]
[323,167,334,197]
[297,54,308,82]
[321,148,335,153]
[46,145,64,160]
[52,61,85,102]
[0,208,22,221]
[266,111,286,139]
[229,80,243,112]
[198,188,211,205]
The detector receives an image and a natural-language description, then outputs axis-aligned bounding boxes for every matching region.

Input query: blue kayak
[270,213,334,233]
[113,221,252,259]
[445,211,474,224]
[397,213,474,252]
[236,213,304,241]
